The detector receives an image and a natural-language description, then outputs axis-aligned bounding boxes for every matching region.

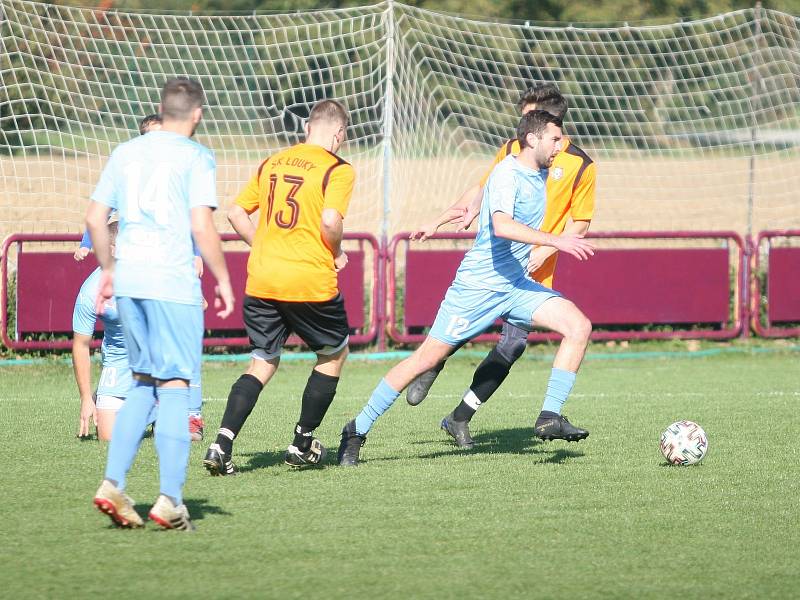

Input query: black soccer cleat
[284,438,327,469]
[407,368,441,406]
[203,444,238,476]
[440,412,475,449]
[337,420,366,467]
[534,414,589,442]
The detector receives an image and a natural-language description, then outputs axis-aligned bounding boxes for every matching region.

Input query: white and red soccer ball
[660,420,708,465]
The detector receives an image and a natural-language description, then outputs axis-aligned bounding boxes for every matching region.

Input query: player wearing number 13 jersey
[205,99,355,475]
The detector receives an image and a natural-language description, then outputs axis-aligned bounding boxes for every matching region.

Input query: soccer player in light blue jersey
[338,110,595,466]
[72,220,134,441]
[87,78,234,530]
[74,226,207,441]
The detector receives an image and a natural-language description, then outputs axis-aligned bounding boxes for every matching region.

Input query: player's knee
[568,313,592,343]
[496,331,527,363]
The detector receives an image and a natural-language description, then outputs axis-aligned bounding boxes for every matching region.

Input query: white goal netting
[1,0,799,242]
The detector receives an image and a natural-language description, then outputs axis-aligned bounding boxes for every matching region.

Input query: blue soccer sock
[354,378,400,435]
[154,386,191,506]
[540,368,577,415]
[105,378,157,489]
[188,380,202,417]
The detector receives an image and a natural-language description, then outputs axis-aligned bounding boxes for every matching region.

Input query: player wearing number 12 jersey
[204,99,355,475]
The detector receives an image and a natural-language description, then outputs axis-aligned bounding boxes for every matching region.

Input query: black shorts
[243,294,350,359]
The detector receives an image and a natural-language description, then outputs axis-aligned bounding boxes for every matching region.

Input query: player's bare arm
[192,205,235,318]
[321,207,347,271]
[72,332,96,438]
[528,218,591,273]
[411,183,483,241]
[491,211,594,260]
[228,204,256,246]
[85,200,114,314]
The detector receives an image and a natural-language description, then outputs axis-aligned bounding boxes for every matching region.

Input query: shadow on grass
[378,427,585,464]
[237,450,288,473]
[130,497,232,523]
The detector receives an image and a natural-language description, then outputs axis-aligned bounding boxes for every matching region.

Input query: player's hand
[409,221,440,242]
[553,233,595,261]
[193,255,204,278]
[214,281,235,319]
[456,201,480,232]
[527,246,553,273]
[334,250,348,272]
[78,396,96,438]
[95,269,114,315]
[74,247,90,262]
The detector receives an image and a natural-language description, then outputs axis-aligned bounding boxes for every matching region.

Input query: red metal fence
[1,229,795,351]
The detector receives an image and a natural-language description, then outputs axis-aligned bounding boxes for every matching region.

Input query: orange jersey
[235,143,355,302]
[479,137,596,288]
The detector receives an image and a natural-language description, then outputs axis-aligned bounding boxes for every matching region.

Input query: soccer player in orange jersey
[407,83,596,448]
[204,99,355,474]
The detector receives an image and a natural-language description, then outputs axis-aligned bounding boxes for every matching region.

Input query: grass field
[1,349,798,599]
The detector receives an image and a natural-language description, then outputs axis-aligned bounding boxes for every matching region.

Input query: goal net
[1,0,798,242]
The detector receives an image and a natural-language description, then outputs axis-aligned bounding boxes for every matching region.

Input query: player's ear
[192,106,203,125]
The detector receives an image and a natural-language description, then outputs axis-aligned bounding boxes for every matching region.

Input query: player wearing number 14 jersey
[204,99,355,475]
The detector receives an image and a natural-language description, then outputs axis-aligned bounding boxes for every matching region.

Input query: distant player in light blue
[338,110,595,466]
[72,219,134,441]
[74,229,207,441]
[87,78,234,531]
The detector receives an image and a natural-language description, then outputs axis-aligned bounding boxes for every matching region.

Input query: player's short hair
[517,110,563,148]
[517,83,568,120]
[139,114,162,135]
[307,99,349,128]
[160,77,205,121]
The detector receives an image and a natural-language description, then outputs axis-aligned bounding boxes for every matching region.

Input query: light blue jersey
[72,267,132,398]
[91,130,216,305]
[429,154,559,346]
[454,154,548,292]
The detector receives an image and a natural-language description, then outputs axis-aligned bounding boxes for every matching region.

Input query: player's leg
[188,376,204,442]
[339,283,498,465]
[283,295,350,468]
[205,296,285,475]
[406,337,467,406]
[448,321,528,425]
[338,335,455,466]
[145,299,202,530]
[527,296,592,441]
[95,394,124,441]
[94,297,155,528]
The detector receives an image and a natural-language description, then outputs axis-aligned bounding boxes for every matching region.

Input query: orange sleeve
[570,162,596,221]
[234,171,262,215]
[323,163,355,218]
[479,142,513,187]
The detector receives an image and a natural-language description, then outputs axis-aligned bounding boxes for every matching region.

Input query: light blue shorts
[116,297,203,381]
[429,279,560,346]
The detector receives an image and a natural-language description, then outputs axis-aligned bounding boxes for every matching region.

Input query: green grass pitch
[1,350,798,599]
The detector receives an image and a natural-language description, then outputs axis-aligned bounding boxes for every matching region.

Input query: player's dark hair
[308,99,349,128]
[518,83,568,120]
[138,114,162,135]
[160,77,205,121]
[517,110,563,149]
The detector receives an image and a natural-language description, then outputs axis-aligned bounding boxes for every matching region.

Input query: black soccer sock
[293,370,339,451]
[215,374,264,455]
[471,347,515,400]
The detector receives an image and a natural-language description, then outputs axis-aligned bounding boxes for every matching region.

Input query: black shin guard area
[469,347,513,403]
[216,374,264,453]
[297,370,339,432]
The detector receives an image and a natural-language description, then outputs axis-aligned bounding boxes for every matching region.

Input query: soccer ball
[659,420,708,465]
